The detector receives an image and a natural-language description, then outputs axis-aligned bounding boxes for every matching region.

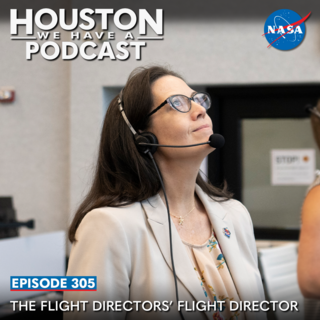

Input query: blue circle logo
[263,9,310,50]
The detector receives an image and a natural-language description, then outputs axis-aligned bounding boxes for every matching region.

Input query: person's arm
[297,185,320,299]
[64,209,131,319]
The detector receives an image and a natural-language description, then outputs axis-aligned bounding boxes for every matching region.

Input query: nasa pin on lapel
[223,227,231,239]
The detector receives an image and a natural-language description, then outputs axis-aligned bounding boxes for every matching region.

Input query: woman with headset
[64,66,266,320]
[298,101,320,319]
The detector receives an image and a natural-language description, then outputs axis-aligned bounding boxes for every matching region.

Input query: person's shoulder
[306,184,320,200]
[73,202,146,245]
[210,197,253,228]
[304,169,320,216]
[78,201,145,235]
[306,170,320,194]
[85,201,142,219]
[303,185,320,220]
[212,197,249,214]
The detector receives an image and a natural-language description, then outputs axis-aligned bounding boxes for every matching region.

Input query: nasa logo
[263,9,311,50]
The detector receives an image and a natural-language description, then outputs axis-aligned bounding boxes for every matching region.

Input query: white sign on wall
[271,149,316,186]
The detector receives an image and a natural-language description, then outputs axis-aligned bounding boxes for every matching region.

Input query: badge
[223,227,231,238]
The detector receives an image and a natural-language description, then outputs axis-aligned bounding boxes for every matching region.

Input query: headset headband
[118,89,138,138]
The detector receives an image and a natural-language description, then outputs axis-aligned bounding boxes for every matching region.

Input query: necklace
[170,205,195,226]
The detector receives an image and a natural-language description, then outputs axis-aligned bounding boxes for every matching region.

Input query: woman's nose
[190,101,206,120]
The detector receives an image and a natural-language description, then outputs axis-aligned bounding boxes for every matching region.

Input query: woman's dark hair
[69,65,233,242]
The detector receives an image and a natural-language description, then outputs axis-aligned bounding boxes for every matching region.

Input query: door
[207,85,320,240]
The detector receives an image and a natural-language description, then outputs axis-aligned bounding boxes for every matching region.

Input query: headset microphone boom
[137,133,225,151]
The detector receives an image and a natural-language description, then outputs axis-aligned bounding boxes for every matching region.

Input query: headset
[118,89,225,320]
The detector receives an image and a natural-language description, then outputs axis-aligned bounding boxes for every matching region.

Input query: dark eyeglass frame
[146,92,212,118]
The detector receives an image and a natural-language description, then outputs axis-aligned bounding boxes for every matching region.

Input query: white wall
[0,6,71,237]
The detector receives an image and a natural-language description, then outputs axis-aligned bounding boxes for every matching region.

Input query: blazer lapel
[195,184,261,320]
[141,193,212,320]
[141,184,259,320]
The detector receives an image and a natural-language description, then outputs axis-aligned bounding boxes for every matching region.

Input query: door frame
[206,84,320,240]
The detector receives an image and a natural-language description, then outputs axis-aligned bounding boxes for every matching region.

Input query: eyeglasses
[146,92,211,118]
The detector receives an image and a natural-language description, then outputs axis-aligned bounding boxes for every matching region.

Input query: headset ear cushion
[135,132,158,155]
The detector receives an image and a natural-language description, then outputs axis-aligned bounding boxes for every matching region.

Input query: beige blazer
[64,184,267,320]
